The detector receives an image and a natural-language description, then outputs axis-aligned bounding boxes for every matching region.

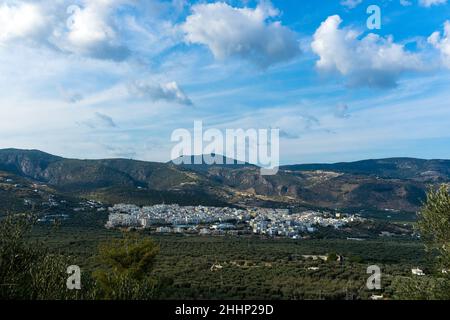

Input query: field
[29,212,428,300]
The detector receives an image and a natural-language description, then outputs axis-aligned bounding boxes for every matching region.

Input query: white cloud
[0,2,49,44]
[419,0,447,7]
[428,21,450,67]
[181,2,300,68]
[311,15,424,88]
[0,0,132,61]
[340,0,363,9]
[53,0,130,61]
[128,81,193,106]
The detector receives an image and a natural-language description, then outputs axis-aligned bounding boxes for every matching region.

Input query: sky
[1,0,450,165]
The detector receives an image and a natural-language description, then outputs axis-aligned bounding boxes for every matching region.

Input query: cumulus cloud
[419,0,447,7]
[128,81,193,106]
[0,2,49,44]
[0,0,132,61]
[54,0,130,61]
[311,15,424,88]
[0,0,131,61]
[181,2,300,68]
[428,21,450,68]
[340,0,363,9]
[400,0,412,6]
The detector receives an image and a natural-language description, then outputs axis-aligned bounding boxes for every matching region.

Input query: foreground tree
[392,184,450,299]
[417,184,450,270]
[0,214,83,299]
[93,233,161,299]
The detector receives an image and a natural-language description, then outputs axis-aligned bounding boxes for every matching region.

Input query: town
[105,203,362,239]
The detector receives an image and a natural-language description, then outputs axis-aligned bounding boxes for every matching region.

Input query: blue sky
[0,0,450,164]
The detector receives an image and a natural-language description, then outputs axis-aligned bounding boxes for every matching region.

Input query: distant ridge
[281,158,450,180]
[1,148,449,212]
[2,148,449,172]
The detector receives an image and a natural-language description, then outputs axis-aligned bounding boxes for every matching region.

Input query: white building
[411,268,425,276]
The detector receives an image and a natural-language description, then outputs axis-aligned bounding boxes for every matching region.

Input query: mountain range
[1,148,450,214]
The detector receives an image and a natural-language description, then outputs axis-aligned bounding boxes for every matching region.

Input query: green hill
[1,148,448,212]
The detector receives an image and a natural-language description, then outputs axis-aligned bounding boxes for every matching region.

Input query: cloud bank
[182,2,300,68]
[311,15,424,88]
[55,0,130,61]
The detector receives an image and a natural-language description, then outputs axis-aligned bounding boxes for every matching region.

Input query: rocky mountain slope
[1,148,449,212]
